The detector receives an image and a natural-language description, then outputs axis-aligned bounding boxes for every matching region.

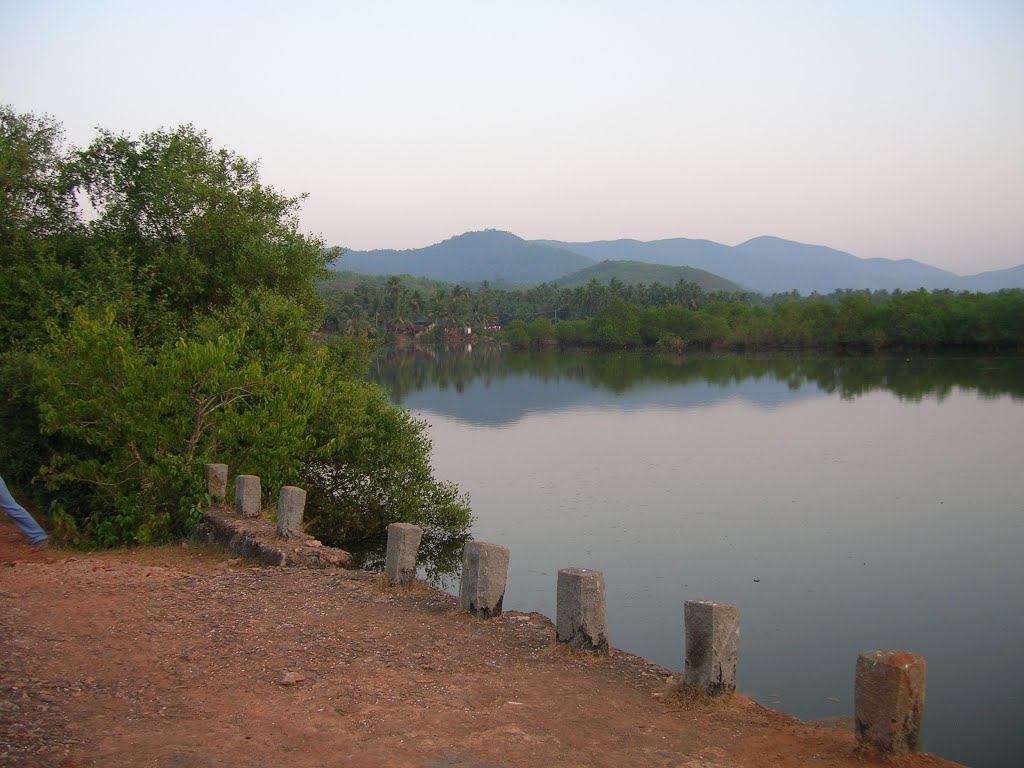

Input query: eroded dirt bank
[0,523,960,768]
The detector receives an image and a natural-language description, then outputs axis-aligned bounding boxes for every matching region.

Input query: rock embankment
[198,507,353,568]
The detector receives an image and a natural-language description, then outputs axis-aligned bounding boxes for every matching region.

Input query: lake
[370,346,1024,768]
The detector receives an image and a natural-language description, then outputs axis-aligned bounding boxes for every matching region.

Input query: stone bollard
[556,568,608,652]
[235,475,261,519]
[683,600,739,695]
[854,649,926,755]
[459,542,510,618]
[384,523,423,586]
[276,486,306,539]
[204,463,228,502]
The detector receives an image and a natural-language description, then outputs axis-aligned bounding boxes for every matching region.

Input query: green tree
[33,310,312,544]
[554,319,588,347]
[1,108,472,549]
[526,318,554,347]
[74,124,330,336]
[590,299,642,348]
[0,107,84,350]
[503,319,530,349]
[0,107,79,246]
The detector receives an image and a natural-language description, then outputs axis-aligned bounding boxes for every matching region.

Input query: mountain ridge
[336,230,592,285]
[332,230,1023,294]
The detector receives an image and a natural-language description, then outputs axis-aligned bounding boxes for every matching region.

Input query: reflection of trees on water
[368,347,1023,579]
[373,345,1024,405]
[370,344,510,401]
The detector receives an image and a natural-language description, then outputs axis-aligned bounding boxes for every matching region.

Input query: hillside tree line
[320,270,1024,352]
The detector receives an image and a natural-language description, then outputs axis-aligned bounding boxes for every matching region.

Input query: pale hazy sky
[3,1,1022,273]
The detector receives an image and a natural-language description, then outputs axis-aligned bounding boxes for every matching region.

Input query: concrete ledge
[199,507,353,569]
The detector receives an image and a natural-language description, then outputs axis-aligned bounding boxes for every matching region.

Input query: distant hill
[539,236,981,294]
[535,237,738,271]
[553,260,743,293]
[334,230,594,284]
[333,230,1023,294]
[733,236,962,294]
[959,264,1024,293]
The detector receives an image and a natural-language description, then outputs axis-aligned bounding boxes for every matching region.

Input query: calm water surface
[371,348,1024,768]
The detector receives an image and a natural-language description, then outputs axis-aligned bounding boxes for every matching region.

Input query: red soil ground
[0,521,961,768]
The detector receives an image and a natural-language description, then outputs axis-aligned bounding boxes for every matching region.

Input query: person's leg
[0,475,48,545]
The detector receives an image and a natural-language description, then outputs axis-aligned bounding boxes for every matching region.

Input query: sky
[2,0,1022,274]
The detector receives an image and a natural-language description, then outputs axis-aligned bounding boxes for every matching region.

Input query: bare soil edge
[0,522,963,768]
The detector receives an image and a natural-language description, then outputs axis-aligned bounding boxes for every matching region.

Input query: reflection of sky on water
[396,373,1023,768]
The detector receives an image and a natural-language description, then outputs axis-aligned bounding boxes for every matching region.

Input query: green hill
[553,260,743,293]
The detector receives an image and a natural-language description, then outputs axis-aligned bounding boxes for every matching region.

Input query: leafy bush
[503,320,530,349]
[1,106,473,548]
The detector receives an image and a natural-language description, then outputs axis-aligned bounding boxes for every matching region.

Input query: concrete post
[235,475,261,519]
[459,542,510,618]
[556,568,608,652]
[203,463,228,502]
[684,600,739,695]
[384,523,423,586]
[276,486,306,539]
[854,650,926,755]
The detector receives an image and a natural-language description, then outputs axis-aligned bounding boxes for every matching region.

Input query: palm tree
[431,287,449,327]
[343,311,375,339]
[445,285,471,331]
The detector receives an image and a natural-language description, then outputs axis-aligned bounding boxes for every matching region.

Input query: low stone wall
[199,464,352,569]
[198,507,353,569]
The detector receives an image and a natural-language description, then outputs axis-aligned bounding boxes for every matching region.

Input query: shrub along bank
[0,106,471,548]
[504,292,1024,352]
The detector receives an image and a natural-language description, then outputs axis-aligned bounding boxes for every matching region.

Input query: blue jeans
[0,475,47,544]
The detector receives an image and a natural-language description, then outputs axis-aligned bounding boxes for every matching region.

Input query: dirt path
[0,522,959,768]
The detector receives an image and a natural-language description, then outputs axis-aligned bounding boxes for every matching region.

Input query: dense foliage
[550,289,1024,352]
[319,271,721,338]
[321,269,1024,353]
[1,106,470,547]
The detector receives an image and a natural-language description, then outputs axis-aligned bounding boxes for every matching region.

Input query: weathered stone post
[459,542,510,618]
[235,475,261,519]
[276,486,306,539]
[384,523,423,586]
[854,649,926,755]
[556,568,608,652]
[203,463,228,502]
[683,600,739,695]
